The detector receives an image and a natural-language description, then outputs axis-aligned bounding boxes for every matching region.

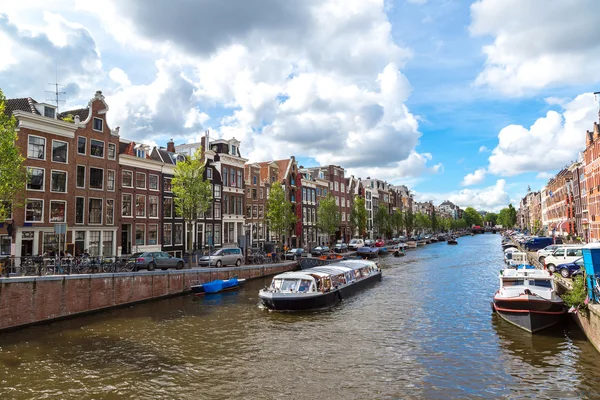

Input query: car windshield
[210,250,223,256]
[575,258,584,266]
[350,239,358,244]
[131,253,144,258]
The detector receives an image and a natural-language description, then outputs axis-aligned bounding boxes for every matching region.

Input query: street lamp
[243,223,250,264]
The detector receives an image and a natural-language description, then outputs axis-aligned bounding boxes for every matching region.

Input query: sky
[1,0,599,212]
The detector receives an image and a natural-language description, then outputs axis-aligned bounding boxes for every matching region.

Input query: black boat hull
[259,271,382,311]
[493,296,565,333]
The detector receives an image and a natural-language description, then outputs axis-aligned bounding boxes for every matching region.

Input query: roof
[58,108,89,121]
[4,97,40,116]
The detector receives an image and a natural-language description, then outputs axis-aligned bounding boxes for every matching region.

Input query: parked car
[556,257,584,278]
[374,239,385,247]
[348,239,365,250]
[524,237,562,251]
[311,246,330,257]
[285,248,305,260]
[537,244,580,263]
[197,247,244,267]
[545,246,584,272]
[334,243,348,253]
[127,252,185,271]
[364,239,374,246]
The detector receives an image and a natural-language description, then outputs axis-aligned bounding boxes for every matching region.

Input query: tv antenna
[46,62,66,113]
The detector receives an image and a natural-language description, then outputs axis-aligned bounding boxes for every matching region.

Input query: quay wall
[0,263,295,332]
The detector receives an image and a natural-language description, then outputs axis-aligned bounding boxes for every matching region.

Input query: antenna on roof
[595,91,600,123]
[45,61,66,112]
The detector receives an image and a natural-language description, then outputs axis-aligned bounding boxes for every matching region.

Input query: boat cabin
[499,268,555,297]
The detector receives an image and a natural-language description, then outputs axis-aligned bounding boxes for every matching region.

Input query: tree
[349,196,368,238]
[316,192,340,246]
[404,208,415,236]
[172,148,213,254]
[0,89,27,221]
[392,208,404,236]
[485,212,498,227]
[463,207,483,227]
[266,182,297,248]
[431,208,438,232]
[373,204,391,239]
[498,205,517,228]
[507,204,517,227]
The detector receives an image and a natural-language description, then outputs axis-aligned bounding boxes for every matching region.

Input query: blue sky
[1,0,599,211]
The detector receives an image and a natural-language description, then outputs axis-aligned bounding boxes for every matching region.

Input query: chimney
[167,139,175,153]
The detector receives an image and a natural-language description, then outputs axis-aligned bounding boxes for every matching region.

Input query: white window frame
[88,197,103,225]
[149,174,159,191]
[135,224,145,246]
[93,117,103,132]
[50,169,68,193]
[49,200,67,223]
[342,212,345,222]
[108,143,117,160]
[335,181,339,191]
[75,196,85,225]
[214,185,221,199]
[26,167,45,192]
[341,183,345,192]
[122,170,133,188]
[107,169,116,191]
[76,165,86,189]
[148,224,158,245]
[90,139,105,159]
[77,136,86,155]
[136,194,146,218]
[174,223,183,245]
[27,135,46,160]
[164,177,172,193]
[122,193,133,217]
[51,139,68,164]
[136,172,146,189]
[207,168,212,179]
[336,196,339,206]
[106,199,114,225]
[149,195,159,218]
[89,167,104,191]
[25,199,44,223]
[163,223,172,246]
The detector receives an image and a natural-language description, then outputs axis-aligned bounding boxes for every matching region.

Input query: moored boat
[357,246,379,258]
[191,277,246,295]
[318,253,344,261]
[406,241,417,249]
[258,260,382,311]
[378,246,389,255]
[492,267,565,333]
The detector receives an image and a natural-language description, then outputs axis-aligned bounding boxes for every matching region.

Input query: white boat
[492,266,565,333]
[406,241,417,249]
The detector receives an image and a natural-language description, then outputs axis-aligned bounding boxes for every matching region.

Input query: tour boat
[258,260,382,311]
[191,277,246,295]
[492,267,565,333]
[356,246,379,258]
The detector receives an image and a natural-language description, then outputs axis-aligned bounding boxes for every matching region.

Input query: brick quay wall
[0,263,295,332]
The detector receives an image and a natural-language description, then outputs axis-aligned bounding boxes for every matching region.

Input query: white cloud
[536,172,554,180]
[487,93,597,176]
[470,0,600,95]
[407,0,428,4]
[478,145,489,153]
[461,168,487,186]
[416,179,510,212]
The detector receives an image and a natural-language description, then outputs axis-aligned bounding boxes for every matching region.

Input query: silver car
[128,252,185,271]
[198,247,244,267]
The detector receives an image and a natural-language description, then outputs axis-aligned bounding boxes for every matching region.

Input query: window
[136,224,145,245]
[336,196,339,206]
[122,194,132,217]
[136,148,145,158]
[148,224,158,245]
[237,197,242,215]
[214,224,221,244]
[303,207,307,223]
[108,143,116,160]
[335,182,339,191]
[77,137,86,155]
[26,167,45,191]
[149,196,159,218]
[49,200,66,222]
[303,188,306,202]
[207,168,212,179]
[311,208,315,224]
[75,197,85,224]
[252,189,257,200]
[50,171,67,193]
[342,212,345,222]
[223,167,229,187]
[89,198,102,224]
[259,205,264,218]
[44,106,55,119]
[246,205,252,218]
[174,224,183,245]
[214,202,221,219]
[237,170,243,188]
[102,232,113,256]
[247,188,251,198]
[341,183,345,192]
[90,139,104,158]
[149,175,159,190]
[106,199,114,225]
[253,175,257,185]
[52,140,68,163]
[28,136,46,159]
[136,195,146,217]
[231,144,237,155]
[25,199,43,222]
[93,117,103,132]
[163,197,173,218]
[1,236,11,255]
[214,185,221,199]
[164,178,172,192]
[122,171,133,187]
[205,224,213,246]
[76,166,85,188]
[260,188,264,199]
[89,231,101,256]
[89,168,103,190]
[107,170,115,191]
[163,224,172,246]
[253,205,258,218]
[136,172,146,189]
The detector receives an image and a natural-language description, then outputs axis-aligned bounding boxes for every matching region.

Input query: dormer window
[231,145,237,156]
[44,106,55,119]
[136,149,146,158]
[93,117,103,132]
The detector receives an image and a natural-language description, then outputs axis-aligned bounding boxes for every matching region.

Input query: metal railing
[0,256,137,277]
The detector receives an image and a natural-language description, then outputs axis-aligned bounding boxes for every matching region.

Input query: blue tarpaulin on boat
[203,278,239,294]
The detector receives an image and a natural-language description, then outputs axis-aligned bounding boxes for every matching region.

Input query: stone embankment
[0,262,296,332]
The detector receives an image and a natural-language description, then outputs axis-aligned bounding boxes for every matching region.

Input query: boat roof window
[281,279,299,292]
[502,279,525,287]
[529,279,552,288]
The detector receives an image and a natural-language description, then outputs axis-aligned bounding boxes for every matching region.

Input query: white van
[536,244,580,263]
[544,246,584,272]
[348,238,365,250]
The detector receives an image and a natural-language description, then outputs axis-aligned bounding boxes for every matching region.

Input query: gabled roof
[4,97,40,116]
[58,108,89,121]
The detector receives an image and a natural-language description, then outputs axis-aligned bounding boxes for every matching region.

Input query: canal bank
[0,262,297,332]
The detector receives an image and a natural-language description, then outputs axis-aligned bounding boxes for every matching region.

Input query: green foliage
[562,275,588,313]
[0,89,27,221]
[373,204,391,238]
[463,207,483,227]
[316,192,340,244]
[266,182,297,245]
[61,114,74,123]
[439,217,451,231]
[498,204,517,228]
[392,208,404,236]
[172,148,213,251]
[431,208,438,232]
[415,212,431,233]
[349,196,367,238]
[485,212,498,226]
[404,208,415,235]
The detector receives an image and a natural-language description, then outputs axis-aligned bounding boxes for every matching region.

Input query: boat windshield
[281,279,299,292]
[271,279,283,291]
[502,279,525,287]
[298,279,312,293]
[529,279,553,288]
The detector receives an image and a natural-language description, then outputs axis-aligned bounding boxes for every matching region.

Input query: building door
[196,224,203,252]
[21,239,33,256]
[121,224,131,255]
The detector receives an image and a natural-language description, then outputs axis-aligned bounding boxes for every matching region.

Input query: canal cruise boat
[258,260,381,311]
[492,266,565,333]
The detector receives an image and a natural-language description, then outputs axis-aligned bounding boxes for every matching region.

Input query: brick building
[584,122,600,240]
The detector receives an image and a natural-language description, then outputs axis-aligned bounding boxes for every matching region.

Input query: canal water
[1,234,600,399]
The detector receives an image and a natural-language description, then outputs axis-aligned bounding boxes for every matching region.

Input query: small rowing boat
[191,277,246,295]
